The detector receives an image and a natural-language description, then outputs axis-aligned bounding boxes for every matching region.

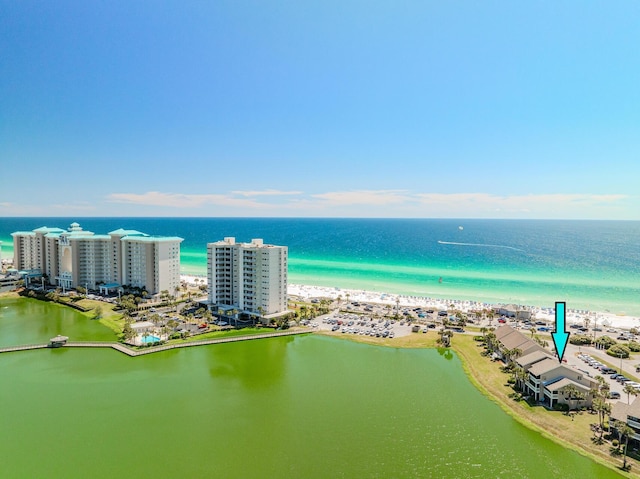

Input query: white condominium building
[207,237,288,318]
[12,226,66,272]
[12,222,182,295]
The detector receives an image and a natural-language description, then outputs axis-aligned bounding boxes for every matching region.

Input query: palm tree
[592,397,611,440]
[504,347,522,365]
[486,309,495,327]
[320,299,330,315]
[485,332,498,352]
[122,320,135,343]
[623,383,638,404]
[614,421,636,470]
[591,374,610,399]
[167,319,179,333]
[513,365,527,391]
[162,289,170,300]
[562,384,585,411]
[480,327,488,337]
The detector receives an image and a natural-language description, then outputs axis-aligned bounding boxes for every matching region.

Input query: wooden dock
[0,344,49,354]
[0,330,311,357]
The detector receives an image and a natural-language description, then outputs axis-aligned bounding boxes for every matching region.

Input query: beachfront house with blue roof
[12,222,182,295]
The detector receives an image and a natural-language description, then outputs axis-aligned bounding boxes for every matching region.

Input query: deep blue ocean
[2,218,639,315]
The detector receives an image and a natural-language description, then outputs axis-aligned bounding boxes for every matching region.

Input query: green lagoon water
[0,299,623,478]
[0,298,117,347]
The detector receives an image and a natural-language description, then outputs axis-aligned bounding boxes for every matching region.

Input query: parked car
[609,391,621,399]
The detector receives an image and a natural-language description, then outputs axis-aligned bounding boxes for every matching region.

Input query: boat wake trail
[437,240,525,252]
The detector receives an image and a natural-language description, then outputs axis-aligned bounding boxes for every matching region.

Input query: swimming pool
[141,335,161,344]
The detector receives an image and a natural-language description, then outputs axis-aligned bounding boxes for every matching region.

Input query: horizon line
[1,216,639,222]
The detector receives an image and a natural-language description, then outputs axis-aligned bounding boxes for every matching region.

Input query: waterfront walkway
[0,330,311,357]
[0,343,49,353]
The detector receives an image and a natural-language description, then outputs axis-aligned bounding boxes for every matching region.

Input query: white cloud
[231,189,303,197]
[310,190,411,206]
[107,191,268,209]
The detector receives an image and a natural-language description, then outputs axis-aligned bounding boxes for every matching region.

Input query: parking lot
[313,312,419,338]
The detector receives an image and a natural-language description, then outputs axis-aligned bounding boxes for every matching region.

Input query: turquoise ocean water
[1,218,639,315]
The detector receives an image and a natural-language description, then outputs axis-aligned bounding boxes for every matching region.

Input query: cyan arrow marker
[551,301,570,364]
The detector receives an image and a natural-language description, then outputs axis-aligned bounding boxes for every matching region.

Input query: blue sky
[1,1,639,219]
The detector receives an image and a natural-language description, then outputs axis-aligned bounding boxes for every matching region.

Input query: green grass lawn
[166,327,281,345]
[69,298,125,336]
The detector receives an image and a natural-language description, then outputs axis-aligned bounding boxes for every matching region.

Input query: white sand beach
[180,274,640,332]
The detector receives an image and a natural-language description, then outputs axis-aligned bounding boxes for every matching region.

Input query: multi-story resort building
[495,325,596,408]
[11,222,182,295]
[207,237,288,322]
